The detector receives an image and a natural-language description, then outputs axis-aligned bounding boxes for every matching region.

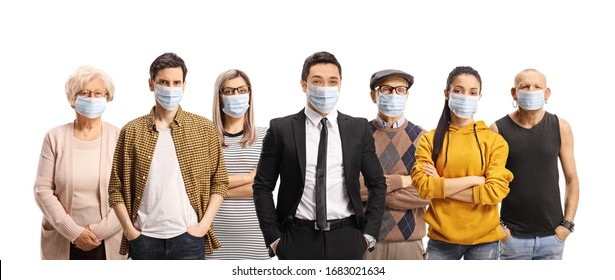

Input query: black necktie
[315,117,328,230]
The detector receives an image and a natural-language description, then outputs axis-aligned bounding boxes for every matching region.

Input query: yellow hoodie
[411,121,513,245]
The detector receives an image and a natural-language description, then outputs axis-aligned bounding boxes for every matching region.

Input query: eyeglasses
[77,90,107,98]
[376,85,409,95]
[220,85,250,96]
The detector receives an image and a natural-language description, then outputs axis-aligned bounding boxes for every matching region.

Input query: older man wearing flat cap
[360,69,429,260]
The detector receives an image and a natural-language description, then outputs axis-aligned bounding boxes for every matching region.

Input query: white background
[1,0,612,279]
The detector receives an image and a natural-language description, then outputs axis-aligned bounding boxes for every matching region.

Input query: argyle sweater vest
[369,119,427,242]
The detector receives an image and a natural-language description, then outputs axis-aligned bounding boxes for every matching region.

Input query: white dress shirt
[295,106,354,220]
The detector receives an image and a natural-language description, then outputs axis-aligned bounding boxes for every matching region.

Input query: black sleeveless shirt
[495,112,563,236]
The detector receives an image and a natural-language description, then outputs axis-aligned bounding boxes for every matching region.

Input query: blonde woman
[34,66,125,260]
[208,69,269,259]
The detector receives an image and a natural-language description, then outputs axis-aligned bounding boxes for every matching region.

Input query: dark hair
[432,66,482,165]
[301,51,342,82]
[149,52,188,82]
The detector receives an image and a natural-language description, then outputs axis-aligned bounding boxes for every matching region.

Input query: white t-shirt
[135,128,198,239]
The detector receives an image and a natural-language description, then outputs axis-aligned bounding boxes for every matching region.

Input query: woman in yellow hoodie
[411,66,513,260]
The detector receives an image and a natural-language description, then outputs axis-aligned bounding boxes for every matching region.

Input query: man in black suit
[253,51,386,260]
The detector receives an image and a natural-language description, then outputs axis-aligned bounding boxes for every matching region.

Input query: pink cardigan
[34,122,125,260]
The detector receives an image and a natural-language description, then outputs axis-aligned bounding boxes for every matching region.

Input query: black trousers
[276,218,368,260]
[69,241,106,260]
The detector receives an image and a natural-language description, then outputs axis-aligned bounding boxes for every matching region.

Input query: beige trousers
[363,239,426,260]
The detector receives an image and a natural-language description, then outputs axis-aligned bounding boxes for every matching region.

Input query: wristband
[561,219,575,232]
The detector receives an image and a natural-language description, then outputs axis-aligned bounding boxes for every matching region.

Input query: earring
[512,100,518,108]
[545,99,549,104]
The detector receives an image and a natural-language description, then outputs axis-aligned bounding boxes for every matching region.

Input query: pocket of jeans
[500,235,513,244]
[128,234,144,258]
[128,233,143,243]
[185,231,204,240]
[553,234,565,243]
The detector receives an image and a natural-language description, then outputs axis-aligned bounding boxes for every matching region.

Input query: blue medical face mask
[222,93,250,118]
[155,85,183,110]
[516,90,545,110]
[307,85,339,114]
[377,93,407,117]
[448,93,479,119]
[75,95,107,118]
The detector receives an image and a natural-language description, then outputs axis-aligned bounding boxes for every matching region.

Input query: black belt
[294,215,356,231]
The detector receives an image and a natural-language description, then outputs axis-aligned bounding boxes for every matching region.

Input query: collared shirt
[376,114,406,129]
[295,106,353,221]
[108,105,229,255]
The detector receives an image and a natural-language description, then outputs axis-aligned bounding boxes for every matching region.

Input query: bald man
[490,69,579,260]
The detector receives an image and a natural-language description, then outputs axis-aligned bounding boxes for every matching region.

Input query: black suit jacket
[253,109,386,247]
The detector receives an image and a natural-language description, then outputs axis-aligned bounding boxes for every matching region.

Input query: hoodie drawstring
[444,123,484,170]
[473,123,484,170]
[444,129,450,168]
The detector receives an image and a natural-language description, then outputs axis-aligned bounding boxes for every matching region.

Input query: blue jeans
[129,232,205,260]
[426,239,499,260]
[500,235,565,260]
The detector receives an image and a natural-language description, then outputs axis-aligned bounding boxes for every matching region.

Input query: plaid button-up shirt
[108,106,228,256]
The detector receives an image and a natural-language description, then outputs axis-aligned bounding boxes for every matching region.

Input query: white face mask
[75,95,107,118]
[222,93,250,118]
[377,93,407,117]
[516,90,545,110]
[307,85,339,114]
[448,93,479,119]
[155,85,183,110]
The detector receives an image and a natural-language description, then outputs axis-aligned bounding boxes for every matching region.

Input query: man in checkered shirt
[108,52,229,260]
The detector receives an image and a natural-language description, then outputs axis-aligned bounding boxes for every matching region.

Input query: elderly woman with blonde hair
[34,65,125,260]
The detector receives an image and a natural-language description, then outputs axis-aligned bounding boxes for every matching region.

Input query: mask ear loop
[512,100,518,108]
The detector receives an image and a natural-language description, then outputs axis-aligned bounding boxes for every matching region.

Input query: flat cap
[370,69,414,90]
